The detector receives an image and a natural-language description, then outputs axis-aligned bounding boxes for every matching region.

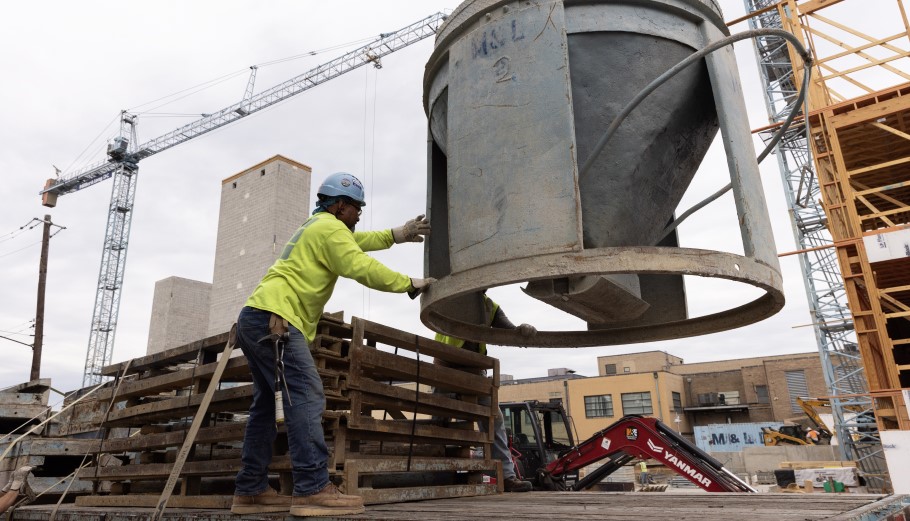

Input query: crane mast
[40,12,447,387]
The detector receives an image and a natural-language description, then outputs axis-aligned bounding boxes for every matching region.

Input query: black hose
[577,28,813,242]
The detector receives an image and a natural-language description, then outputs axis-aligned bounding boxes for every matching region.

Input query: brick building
[499,350,827,440]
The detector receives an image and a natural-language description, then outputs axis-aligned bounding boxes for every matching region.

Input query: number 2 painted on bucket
[471,19,525,59]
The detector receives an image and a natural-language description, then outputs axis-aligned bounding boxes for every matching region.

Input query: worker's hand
[408,277,437,299]
[1,466,32,493]
[392,214,431,244]
[517,323,537,337]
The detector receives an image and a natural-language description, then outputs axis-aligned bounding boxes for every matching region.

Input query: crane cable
[361,64,380,320]
[63,34,387,177]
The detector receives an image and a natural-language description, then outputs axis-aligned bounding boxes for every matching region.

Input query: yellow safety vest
[246,211,411,342]
[434,297,499,355]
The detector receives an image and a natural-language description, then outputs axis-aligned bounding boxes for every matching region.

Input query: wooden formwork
[50,314,501,509]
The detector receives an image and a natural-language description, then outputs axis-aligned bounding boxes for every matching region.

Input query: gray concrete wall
[146,276,212,355]
[206,156,311,336]
[710,445,842,475]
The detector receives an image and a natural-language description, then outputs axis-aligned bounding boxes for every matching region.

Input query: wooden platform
[9,492,910,520]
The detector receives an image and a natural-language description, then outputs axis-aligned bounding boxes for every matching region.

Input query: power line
[0,219,42,244]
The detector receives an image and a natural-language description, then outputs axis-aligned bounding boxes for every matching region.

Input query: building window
[785,370,809,413]
[604,364,617,375]
[623,367,631,373]
[672,391,683,411]
[755,385,770,404]
[584,394,614,418]
[621,392,653,415]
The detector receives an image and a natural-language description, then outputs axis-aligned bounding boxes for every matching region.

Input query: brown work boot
[503,476,533,492]
[231,487,291,514]
[290,482,365,516]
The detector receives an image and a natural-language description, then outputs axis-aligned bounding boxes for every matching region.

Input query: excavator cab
[500,401,576,488]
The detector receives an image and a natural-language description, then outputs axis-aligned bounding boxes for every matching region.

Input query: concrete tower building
[146,276,212,355]
[206,155,312,337]
[146,154,311,354]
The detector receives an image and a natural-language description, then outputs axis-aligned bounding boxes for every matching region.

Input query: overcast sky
[0,1,894,395]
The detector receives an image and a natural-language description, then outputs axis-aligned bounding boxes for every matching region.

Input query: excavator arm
[542,415,755,492]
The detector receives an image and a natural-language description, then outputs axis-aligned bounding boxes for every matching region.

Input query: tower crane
[39,12,447,388]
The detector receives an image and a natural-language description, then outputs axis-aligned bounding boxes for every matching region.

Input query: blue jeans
[234,307,329,497]
[478,394,518,479]
[432,367,516,479]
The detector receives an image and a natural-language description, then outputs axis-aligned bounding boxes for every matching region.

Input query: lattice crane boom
[39,12,447,387]
[42,12,447,201]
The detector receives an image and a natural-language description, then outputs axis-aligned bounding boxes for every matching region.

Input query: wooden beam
[870,121,910,142]
[101,332,229,377]
[847,155,910,177]
[76,495,233,509]
[797,0,845,16]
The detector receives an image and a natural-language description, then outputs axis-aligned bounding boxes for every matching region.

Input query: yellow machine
[762,398,834,446]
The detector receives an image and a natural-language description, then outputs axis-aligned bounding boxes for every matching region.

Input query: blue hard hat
[317,172,366,206]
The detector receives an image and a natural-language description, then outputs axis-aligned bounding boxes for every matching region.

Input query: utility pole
[31,215,56,381]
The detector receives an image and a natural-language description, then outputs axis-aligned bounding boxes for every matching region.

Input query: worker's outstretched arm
[491,307,536,336]
[324,230,414,293]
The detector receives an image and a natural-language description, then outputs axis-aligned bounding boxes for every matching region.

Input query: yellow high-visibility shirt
[245,211,411,342]
[639,461,648,473]
[434,296,499,355]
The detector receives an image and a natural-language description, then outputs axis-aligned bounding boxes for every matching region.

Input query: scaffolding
[744,0,910,493]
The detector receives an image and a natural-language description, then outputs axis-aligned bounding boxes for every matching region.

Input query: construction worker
[434,293,536,493]
[638,460,649,486]
[232,172,434,517]
[805,426,820,445]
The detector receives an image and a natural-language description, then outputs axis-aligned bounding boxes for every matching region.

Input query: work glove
[1,465,32,493]
[392,214,431,244]
[408,277,437,299]
[517,323,537,337]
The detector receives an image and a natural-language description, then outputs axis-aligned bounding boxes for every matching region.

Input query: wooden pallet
[57,314,501,508]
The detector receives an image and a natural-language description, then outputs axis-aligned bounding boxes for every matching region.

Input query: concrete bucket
[421,0,785,347]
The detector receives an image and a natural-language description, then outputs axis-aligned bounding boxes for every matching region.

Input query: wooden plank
[0,437,103,457]
[353,346,492,396]
[101,332,229,377]
[345,457,501,505]
[350,378,491,421]
[797,0,845,15]
[78,454,292,481]
[0,379,51,394]
[105,385,253,426]
[0,392,48,406]
[0,403,48,420]
[358,319,496,369]
[76,494,233,509]
[345,416,489,445]
[358,484,499,506]
[94,356,251,402]
[99,423,246,453]
[830,90,910,129]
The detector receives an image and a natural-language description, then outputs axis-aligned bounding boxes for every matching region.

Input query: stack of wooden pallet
[50,314,500,509]
[0,379,106,498]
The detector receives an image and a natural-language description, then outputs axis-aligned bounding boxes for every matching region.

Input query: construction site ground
[9,492,910,521]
